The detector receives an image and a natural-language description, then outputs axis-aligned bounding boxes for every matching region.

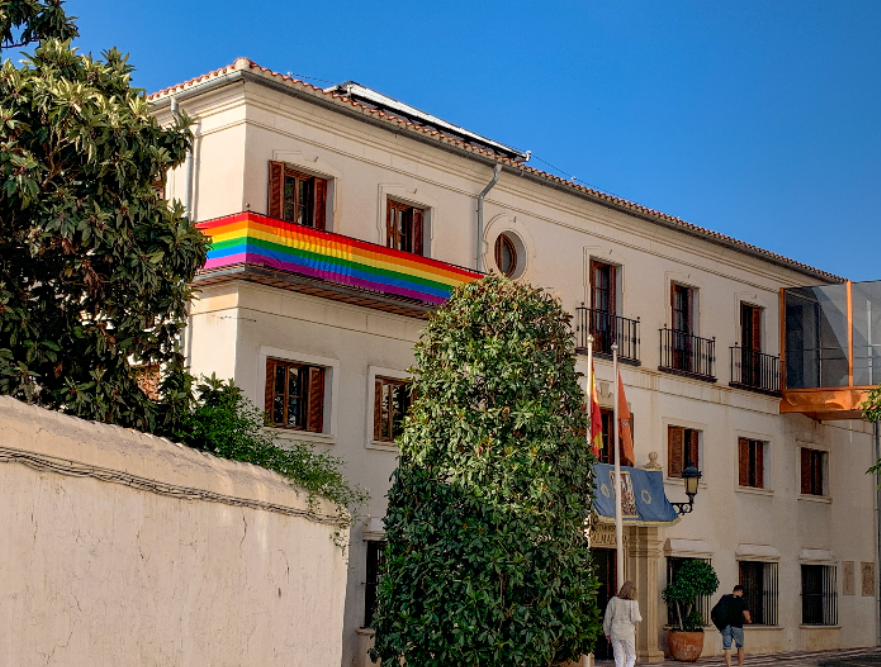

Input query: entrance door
[594,548,618,660]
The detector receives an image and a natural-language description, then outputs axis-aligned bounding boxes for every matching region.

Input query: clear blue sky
[64,0,880,281]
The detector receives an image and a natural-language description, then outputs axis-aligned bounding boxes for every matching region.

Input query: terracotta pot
[667,630,704,662]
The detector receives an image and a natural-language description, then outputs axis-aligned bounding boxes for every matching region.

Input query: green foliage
[0,35,207,432]
[861,385,881,425]
[0,0,77,50]
[370,275,601,667]
[662,560,719,632]
[169,374,368,537]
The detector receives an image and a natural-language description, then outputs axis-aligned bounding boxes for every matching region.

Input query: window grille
[801,564,838,626]
[739,561,778,625]
[364,540,386,628]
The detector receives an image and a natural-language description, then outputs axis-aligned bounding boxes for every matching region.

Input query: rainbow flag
[197,212,481,305]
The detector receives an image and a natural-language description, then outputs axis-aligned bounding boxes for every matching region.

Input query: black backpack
[710,595,730,631]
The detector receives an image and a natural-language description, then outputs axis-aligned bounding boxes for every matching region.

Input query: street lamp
[671,465,701,515]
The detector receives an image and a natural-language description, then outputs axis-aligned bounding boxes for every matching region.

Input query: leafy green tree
[0,0,77,51]
[0,32,206,432]
[370,275,600,667]
[662,560,719,632]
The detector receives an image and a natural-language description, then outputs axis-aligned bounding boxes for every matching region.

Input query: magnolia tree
[0,1,206,432]
[370,276,601,667]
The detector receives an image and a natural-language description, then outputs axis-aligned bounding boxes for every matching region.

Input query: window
[598,408,634,467]
[738,438,766,488]
[667,558,711,625]
[668,426,700,477]
[265,358,326,432]
[591,261,617,315]
[802,564,838,626]
[495,234,518,277]
[364,540,386,628]
[374,377,411,442]
[739,561,778,625]
[800,448,826,496]
[268,161,328,229]
[741,303,762,352]
[671,284,694,334]
[386,199,424,255]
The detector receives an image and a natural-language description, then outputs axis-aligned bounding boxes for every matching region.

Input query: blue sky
[63,0,880,281]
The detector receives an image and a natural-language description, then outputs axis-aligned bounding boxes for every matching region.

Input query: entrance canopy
[592,463,679,525]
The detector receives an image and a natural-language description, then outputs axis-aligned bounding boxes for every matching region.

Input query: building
[148,58,880,663]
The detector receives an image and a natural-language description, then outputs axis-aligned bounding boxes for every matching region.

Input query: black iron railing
[730,346,781,395]
[659,328,716,381]
[574,306,640,363]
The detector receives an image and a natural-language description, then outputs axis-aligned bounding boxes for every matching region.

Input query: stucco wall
[0,396,348,667]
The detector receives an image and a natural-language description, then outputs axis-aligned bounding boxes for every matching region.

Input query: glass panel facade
[852,281,881,387]
[785,285,849,388]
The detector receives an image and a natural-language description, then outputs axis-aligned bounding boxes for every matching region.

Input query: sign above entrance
[593,463,678,525]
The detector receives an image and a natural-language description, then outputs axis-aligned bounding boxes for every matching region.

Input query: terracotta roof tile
[148,58,843,283]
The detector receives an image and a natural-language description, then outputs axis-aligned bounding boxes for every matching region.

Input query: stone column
[627,526,665,663]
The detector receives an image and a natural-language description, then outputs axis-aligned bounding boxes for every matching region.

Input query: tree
[662,560,719,632]
[0,23,206,432]
[370,275,601,667]
[0,0,77,51]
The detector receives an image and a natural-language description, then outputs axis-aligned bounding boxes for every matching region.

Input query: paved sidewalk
[638,646,881,667]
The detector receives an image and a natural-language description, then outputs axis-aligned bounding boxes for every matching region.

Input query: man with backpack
[711,585,752,667]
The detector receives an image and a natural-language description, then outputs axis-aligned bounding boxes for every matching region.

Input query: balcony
[729,346,781,396]
[195,212,481,318]
[574,306,640,364]
[658,328,716,382]
[781,280,881,419]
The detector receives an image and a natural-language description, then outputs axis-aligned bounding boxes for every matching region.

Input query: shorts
[721,625,744,650]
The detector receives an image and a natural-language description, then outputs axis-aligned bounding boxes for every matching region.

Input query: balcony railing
[195,212,482,316]
[659,328,716,381]
[730,346,781,395]
[574,306,641,364]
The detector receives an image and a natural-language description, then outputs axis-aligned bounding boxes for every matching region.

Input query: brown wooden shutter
[265,359,276,419]
[386,202,394,248]
[738,438,750,486]
[609,264,617,316]
[670,283,676,326]
[268,161,284,218]
[814,451,824,495]
[374,380,384,440]
[668,426,684,477]
[590,260,600,311]
[755,441,764,488]
[752,308,762,352]
[800,448,812,494]
[306,367,325,433]
[686,287,694,335]
[412,208,424,256]
[689,429,700,470]
[313,177,327,230]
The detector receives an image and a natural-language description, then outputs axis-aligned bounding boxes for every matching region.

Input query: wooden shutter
[739,438,750,487]
[685,287,694,335]
[268,161,284,218]
[800,448,812,494]
[668,426,684,477]
[608,264,617,316]
[265,359,276,419]
[689,429,700,470]
[374,380,384,440]
[813,451,824,496]
[386,202,394,248]
[590,260,600,311]
[313,177,328,230]
[412,208,424,256]
[306,367,325,433]
[755,441,764,488]
[751,308,762,352]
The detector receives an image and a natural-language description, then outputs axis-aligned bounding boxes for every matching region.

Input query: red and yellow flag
[588,364,603,457]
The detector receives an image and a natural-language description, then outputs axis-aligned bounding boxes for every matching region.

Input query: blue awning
[592,463,679,524]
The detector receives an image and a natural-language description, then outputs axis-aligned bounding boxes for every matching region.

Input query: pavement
[637,647,881,667]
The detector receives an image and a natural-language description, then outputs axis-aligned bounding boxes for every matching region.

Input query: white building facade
[150,58,879,664]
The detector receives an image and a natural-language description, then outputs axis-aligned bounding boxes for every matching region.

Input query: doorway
[594,548,618,660]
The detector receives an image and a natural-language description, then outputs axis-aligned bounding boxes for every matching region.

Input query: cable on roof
[285,71,337,85]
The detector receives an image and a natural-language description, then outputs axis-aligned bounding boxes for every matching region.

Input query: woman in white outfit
[602,581,642,667]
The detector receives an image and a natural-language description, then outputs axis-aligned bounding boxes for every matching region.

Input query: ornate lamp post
[671,465,701,515]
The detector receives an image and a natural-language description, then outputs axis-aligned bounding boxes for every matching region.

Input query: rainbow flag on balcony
[197,212,481,305]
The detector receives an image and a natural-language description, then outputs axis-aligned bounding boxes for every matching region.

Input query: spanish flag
[588,364,603,458]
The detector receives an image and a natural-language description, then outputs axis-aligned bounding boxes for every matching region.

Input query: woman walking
[603,581,642,667]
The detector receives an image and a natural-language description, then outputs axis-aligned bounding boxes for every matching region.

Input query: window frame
[265,358,327,433]
[386,198,425,255]
[738,560,779,626]
[373,376,412,443]
[668,425,701,478]
[800,447,827,497]
[494,233,518,277]
[738,438,767,489]
[268,161,328,229]
[598,407,634,467]
[364,539,386,629]
[801,564,838,626]
[590,260,618,316]
[671,283,695,335]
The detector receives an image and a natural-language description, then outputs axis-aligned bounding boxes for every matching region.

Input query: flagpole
[612,343,624,588]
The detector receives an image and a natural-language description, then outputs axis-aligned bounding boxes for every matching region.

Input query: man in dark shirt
[721,585,752,667]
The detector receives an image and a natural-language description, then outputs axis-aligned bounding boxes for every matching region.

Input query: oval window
[495,234,518,277]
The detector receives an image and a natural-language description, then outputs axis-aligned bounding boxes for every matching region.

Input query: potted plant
[662,560,719,662]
